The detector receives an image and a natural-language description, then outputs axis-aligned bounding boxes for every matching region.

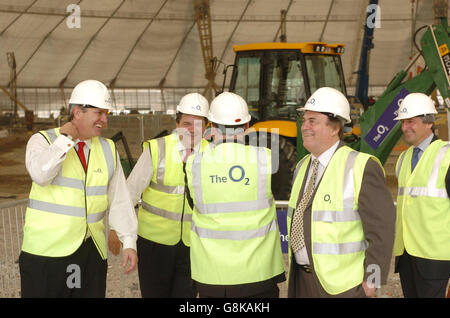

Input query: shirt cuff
[122,235,137,251]
[53,135,75,153]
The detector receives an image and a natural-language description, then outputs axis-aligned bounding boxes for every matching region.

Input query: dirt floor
[0,126,405,298]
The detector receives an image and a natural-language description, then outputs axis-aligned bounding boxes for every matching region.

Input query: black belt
[296,263,312,273]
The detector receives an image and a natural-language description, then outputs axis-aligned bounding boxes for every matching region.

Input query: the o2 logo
[229,165,250,185]
[209,165,250,185]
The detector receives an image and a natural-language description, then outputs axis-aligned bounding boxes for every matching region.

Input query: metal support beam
[219,0,252,62]
[60,0,126,88]
[0,0,38,36]
[0,7,416,23]
[273,0,294,42]
[433,0,448,24]
[158,21,196,96]
[318,0,335,42]
[10,0,83,87]
[6,52,17,121]
[280,10,287,42]
[110,0,169,87]
[348,1,368,88]
[194,0,218,99]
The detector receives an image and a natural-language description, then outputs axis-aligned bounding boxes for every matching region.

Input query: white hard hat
[208,92,251,126]
[176,93,209,117]
[394,92,437,120]
[69,80,112,110]
[297,87,351,124]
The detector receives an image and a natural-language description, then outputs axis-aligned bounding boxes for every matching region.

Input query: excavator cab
[228,42,346,199]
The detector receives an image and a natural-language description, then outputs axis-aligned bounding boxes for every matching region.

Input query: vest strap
[28,199,106,223]
[313,240,368,255]
[29,199,85,217]
[149,181,185,195]
[398,186,448,198]
[51,175,107,196]
[156,137,166,184]
[397,143,450,198]
[192,219,277,240]
[86,210,106,223]
[141,201,191,222]
[98,137,115,182]
[313,209,361,222]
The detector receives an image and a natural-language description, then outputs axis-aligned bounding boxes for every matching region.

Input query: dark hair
[176,112,208,125]
[419,114,436,132]
[326,116,344,140]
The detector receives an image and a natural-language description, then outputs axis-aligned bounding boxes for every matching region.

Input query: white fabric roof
[0,0,444,89]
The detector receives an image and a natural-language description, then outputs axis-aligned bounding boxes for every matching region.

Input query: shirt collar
[416,133,433,153]
[311,140,340,169]
[77,139,91,150]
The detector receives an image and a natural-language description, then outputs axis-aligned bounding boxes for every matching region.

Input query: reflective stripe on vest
[289,151,366,253]
[192,219,277,240]
[22,128,115,259]
[141,135,187,220]
[311,151,367,256]
[138,134,209,245]
[313,240,369,255]
[287,147,375,295]
[187,143,285,285]
[397,143,450,199]
[141,201,192,222]
[191,147,272,215]
[28,199,106,223]
[394,140,450,260]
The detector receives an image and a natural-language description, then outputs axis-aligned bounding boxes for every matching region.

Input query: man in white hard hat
[126,92,210,297]
[19,79,138,297]
[393,92,450,298]
[184,92,285,298]
[287,87,395,298]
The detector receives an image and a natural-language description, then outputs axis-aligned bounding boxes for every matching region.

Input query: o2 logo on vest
[209,165,250,185]
[324,194,331,203]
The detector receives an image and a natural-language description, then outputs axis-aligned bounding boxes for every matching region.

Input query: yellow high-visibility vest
[394,140,450,260]
[185,142,285,285]
[22,128,116,259]
[287,146,381,295]
[138,133,210,246]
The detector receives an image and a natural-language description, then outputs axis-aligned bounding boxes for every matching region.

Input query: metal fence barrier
[0,199,27,298]
[0,199,291,298]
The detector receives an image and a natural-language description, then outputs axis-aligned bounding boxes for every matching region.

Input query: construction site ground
[0,127,404,298]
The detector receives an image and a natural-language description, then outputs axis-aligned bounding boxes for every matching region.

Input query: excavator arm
[351,19,450,164]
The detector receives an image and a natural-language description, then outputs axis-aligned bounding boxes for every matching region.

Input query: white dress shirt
[25,133,138,251]
[294,140,340,265]
[126,131,199,207]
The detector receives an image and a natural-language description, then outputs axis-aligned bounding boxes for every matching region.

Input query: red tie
[77,141,87,172]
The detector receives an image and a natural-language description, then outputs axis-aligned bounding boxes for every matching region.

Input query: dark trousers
[197,283,280,298]
[137,236,196,298]
[19,238,107,298]
[397,252,449,298]
[288,261,366,298]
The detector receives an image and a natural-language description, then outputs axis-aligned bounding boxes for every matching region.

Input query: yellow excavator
[223,18,449,201]
[226,41,348,199]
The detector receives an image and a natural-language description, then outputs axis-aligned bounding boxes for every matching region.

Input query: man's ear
[72,105,82,121]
